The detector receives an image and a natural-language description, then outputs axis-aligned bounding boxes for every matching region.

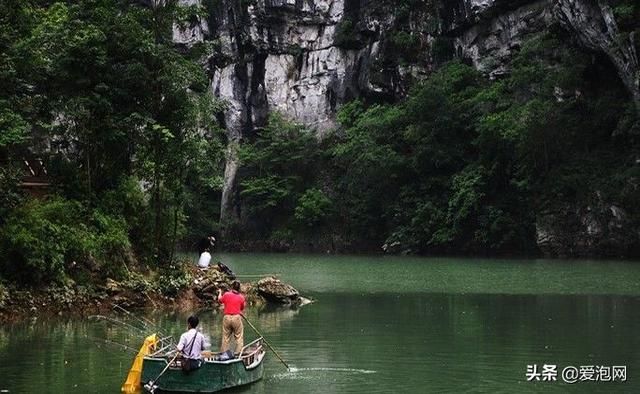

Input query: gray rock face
[174,0,640,251]
[553,0,640,112]
[176,0,552,221]
[454,1,551,78]
[536,197,637,258]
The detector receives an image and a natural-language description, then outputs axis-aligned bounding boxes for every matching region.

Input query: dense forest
[0,0,227,289]
[1,0,640,293]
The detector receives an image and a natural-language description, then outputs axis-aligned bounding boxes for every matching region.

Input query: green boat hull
[141,351,265,393]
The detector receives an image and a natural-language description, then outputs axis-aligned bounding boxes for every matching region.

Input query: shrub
[389,31,421,63]
[334,19,364,49]
[0,165,23,224]
[294,188,333,227]
[239,113,319,233]
[0,282,8,309]
[157,263,192,296]
[0,197,132,284]
[613,3,637,30]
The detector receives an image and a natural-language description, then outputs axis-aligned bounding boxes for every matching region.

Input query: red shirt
[220,291,245,315]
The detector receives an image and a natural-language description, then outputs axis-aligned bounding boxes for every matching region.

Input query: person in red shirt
[217,280,245,355]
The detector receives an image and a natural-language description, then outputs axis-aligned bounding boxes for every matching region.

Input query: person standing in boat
[177,315,206,371]
[217,281,245,356]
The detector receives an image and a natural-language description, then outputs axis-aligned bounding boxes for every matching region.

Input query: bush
[122,271,155,293]
[613,3,637,30]
[0,197,132,284]
[239,113,319,233]
[91,210,133,278]
[294,188,333,227]
[390,31,421,63]
[98,176,153,260]
[0,282,8,309]
[0,165,23,224]
[157,263,192,296]
[334,19,364,49]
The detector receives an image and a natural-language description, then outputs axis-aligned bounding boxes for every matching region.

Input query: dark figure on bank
[177,315,206,373]
[195,235,216,255]
[216,261,236,279]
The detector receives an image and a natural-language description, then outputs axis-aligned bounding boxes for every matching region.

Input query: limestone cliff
[174,0,639,255]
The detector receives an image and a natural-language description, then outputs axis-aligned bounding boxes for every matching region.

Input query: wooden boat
[141,337,266,393]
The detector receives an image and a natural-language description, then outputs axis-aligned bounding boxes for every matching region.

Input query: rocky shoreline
[0,266,308,323]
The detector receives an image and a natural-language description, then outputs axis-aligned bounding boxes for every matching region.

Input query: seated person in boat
[217,281,245,356]
[177,315,206,371]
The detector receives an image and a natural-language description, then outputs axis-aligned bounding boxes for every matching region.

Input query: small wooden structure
[19,159,50,197]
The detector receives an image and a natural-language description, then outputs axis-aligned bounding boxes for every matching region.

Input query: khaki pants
[221,314,243,355]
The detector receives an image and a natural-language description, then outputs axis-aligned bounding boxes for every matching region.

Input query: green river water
[1,254,640,393]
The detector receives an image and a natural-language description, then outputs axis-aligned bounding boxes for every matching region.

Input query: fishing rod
[88,315,147,336]
[149,343,176,357]
[148,334,179,354]
[85,336,139,354]
[158,335,176,345]
[113,304,150,329]
[112,304,166,336]
[139,314,160,330]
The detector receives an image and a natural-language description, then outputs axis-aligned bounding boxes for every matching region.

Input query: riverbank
[0,263,305,323]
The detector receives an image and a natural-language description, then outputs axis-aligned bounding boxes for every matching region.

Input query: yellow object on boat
[121,333,158,393]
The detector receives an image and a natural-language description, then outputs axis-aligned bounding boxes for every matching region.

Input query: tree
[239,113,319,235]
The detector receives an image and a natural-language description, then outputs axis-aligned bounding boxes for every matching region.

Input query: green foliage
[0,282,7,309]
[157,263,192,296]
[294,188,333,227]
[174,4,208,28]
[0,108,28,147]
[613,2,638,31]
[336,99,365,128]
[389,31,421,63]
[431,37,454,64]
[0,166,23,225]
[0,0,225,270]
[0,197,131,284]
[122,271,155,293]
[239,113,319,233]
[443,165,488,241]
[334,19,363,49]
[1,0,638,262]
[328,30,636,254]
[332,102,407,241]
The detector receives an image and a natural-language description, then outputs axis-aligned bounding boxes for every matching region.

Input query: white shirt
[177,329,205,359]
[198,251,211,268]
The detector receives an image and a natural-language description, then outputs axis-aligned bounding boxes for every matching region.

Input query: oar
[144,351,180,393]
[88,315,147,336]
[240,314,290,370]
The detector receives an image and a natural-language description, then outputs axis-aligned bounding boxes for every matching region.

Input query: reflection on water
[1,254,640,393]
